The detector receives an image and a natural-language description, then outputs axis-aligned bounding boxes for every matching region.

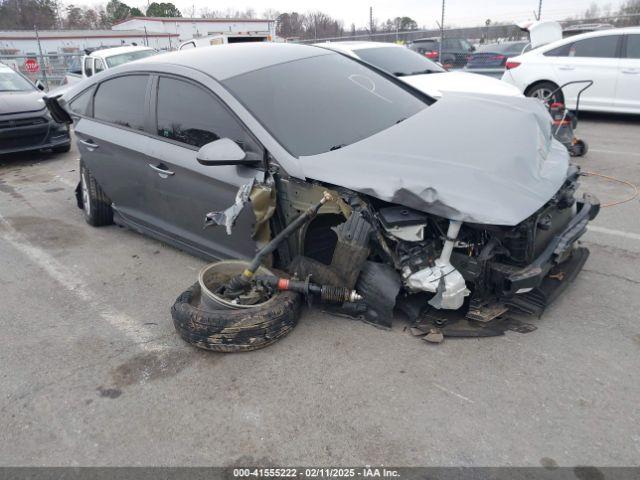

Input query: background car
[407,37,475,68]
[502,26,640,113]
[464,40,531,77]
[316,41,522,98]
[0,63,70,155]
[63,45,158,86]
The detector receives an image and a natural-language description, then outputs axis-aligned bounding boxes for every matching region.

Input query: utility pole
[537,0,543,20]
[369,6,374,40]
[439,0,445,62]
[34,25,49,90]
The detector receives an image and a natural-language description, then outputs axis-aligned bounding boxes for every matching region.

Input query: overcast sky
[117,0,623,28]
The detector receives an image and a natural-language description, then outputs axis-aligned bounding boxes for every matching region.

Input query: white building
[112,17,276,43]
[0,29,178,56]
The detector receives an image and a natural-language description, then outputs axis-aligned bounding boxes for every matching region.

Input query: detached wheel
[570,139,588,157]
[526,81,564,105]
[80,162,113,227]
[171,282,302,352]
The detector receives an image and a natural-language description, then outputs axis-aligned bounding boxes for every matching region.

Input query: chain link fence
[0,53,84,90]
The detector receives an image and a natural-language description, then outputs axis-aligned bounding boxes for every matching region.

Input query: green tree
[129,6,144,16]
[0,0,58,29]
[145,2,181,17]
[105,0,130,23]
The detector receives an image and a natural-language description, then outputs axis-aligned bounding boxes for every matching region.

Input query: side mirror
[196,138,260,166]
[35,80,46,91]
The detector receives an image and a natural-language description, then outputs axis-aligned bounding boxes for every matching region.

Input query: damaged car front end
[45,44,598,346]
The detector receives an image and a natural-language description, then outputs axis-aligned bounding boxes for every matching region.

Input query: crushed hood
[299,93,569,226]
[401,71,522,98]
[0,90,46,116]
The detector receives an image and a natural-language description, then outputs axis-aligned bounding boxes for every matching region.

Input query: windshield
[223,53,428,157]
[356,46,444,76]
[105,49,157,68]
[477,42,528,54]
[0,70,35,92]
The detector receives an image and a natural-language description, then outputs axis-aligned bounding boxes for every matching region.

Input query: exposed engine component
[404,220,470,310]
[256,275,362,304]
[378,206,428,242]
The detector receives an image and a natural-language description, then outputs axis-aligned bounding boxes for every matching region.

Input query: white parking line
[0,214,165,352]
[588,225,640,241]
[432,383,475,404]
[589,148,640,158]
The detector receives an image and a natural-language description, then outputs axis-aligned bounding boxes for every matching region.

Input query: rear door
[551,34,621,110]
[144,75,264,260]
[74,74,159,227]
[615,34,640,112]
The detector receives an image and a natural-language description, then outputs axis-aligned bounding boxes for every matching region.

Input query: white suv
[502,27,640,113]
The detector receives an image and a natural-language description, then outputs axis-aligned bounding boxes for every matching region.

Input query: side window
[93,75,149,131]
[156,76,254,150]
[544,43,572,57]
[626,34,640,59]
[569,35,619,58]
[68,87,94,116]
[83,57,93,77]
[94,58,105,74]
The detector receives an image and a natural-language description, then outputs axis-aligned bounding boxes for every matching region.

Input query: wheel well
[524,80,561,97]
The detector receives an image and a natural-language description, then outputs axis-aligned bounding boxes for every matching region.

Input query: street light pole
[439,0,445,62]
[538,0,543,20]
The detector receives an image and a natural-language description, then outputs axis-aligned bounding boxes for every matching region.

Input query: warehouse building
[112,17,276,43]
[0,29,178,56]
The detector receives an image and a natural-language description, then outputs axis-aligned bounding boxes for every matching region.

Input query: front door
[144,75,264,260]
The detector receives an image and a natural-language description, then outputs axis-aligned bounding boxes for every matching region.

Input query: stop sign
[24,58,39,73]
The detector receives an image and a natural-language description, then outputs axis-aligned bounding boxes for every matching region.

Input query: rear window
[478,42,528,54]
[93,75,149,131]
[223,53,428,157]
[105,49,157,68]
[356,46,444,76]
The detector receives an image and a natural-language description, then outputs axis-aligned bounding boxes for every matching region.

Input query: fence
[0,53,84,90]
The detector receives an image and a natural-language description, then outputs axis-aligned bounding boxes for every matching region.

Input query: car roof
[314,41,400,54]
[537,26,640,51]
[91,45,155,58]
[131,42,332,81]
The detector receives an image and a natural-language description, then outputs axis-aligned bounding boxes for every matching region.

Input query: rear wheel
[80,162,113,227]
[526,81,564,105]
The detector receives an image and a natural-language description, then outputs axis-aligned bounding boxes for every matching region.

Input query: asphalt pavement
[0,115,639,467]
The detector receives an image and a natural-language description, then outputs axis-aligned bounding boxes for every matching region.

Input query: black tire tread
[171,282,302,352]
[81,162,113,227]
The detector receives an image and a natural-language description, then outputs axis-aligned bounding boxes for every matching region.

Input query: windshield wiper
[329,144,346,151]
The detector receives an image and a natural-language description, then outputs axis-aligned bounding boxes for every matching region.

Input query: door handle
[621,69,639,74]
[558,65,575,70]
[148,163,175,177]
[79,139,99,149]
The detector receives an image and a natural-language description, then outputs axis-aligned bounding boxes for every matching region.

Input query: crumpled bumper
[500,193,600,299]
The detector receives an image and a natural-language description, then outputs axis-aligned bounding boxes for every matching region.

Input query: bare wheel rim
[81,171,91,217]
[531,87,555,102]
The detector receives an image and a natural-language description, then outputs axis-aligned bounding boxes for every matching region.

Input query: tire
[526,81,564,105]
[80,162,113,227]
[171,282,302,352]
[52,143,71,154]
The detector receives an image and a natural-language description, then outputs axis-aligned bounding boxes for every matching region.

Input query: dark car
[464,41,531,77]
[408,37,475,68]
[0,63,70,155]
[44,43,597,326]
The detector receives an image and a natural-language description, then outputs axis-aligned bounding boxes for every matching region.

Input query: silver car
[45,43,598,327]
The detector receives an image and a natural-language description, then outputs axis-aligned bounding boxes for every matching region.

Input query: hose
[581,171,639,208]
